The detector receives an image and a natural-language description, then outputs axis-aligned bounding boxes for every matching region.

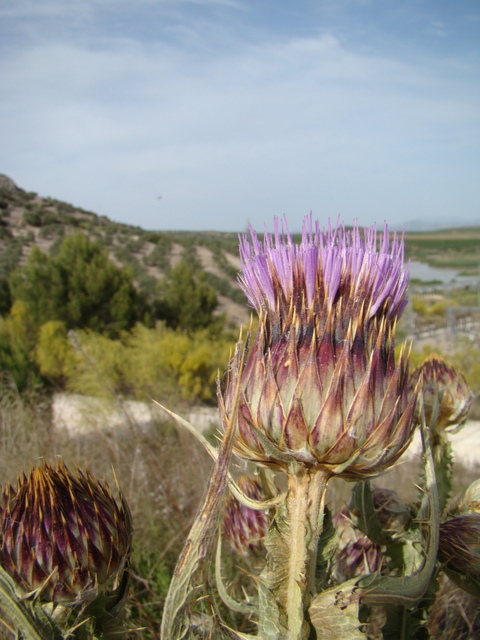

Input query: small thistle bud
[0,460,132,604]
[459,479,480,514]
[224,216,417,478]
[372,486,411,533]
[438,514,480,596]
[333,507,384,582]
[411,354,473,433]
[223,475,269,556]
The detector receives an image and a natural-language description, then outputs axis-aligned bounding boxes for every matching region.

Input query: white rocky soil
[53,393,480,467]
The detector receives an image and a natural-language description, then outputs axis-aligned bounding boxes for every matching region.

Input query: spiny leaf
[349,481,392,546]
[215,533,255,615]
[357,408,439,607]
[380,575,438,640]
[160,341,246,640]
[154,401,286,511]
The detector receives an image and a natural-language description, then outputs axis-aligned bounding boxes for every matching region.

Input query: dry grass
[0,387,214,637]
[427,576,480,640]
[0,386,54,484]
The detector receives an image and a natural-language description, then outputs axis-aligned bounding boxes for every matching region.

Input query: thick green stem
[259,466,329,640]
[285,467,329,639]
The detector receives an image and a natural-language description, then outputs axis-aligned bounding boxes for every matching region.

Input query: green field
[403,227,480,273]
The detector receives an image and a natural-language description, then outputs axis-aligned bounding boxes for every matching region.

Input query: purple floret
[238,214,409,321]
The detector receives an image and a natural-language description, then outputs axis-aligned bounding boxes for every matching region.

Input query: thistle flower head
[0,460,132,604]
[411,354,473,433]
[225,215,417,477]
[223,475,269,556]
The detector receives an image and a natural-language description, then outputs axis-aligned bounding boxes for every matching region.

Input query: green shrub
[10,232,142,336]
[58,323,233,404]
[35,320,79,384]
[0,301,41,390]
[0,238,23,280]
[0,278,11,315]
[157,260,219,332]
[143,236,173,271]
[63,330,130,398]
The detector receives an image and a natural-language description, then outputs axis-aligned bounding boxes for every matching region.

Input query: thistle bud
[223,475,269,556]
[411,354,472,432]
[224,216,417,478]
[333,507,384,582]
[0,460,132,604]
[372,486,411,533]
[459,479,480,514]
[438,514,480,596]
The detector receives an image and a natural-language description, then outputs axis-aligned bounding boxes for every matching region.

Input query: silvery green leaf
[315,506,338,592]
[309,578,366,639]
[215,534,255,615]
[0,567,63,640]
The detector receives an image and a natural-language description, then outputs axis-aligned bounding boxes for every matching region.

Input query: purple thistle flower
[239,214,409,323]
[240,215,409,319]
[0,460,132,604]
[224,215,417,477]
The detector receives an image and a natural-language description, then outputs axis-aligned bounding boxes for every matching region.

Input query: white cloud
[4,33,475,149]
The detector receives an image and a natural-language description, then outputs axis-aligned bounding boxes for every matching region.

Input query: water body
[409,260,476,286]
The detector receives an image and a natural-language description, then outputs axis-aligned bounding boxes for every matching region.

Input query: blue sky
[0,0,479,232]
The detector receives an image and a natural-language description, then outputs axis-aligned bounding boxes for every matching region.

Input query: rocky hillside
[0,174,250,327]
[2,173,479,327]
